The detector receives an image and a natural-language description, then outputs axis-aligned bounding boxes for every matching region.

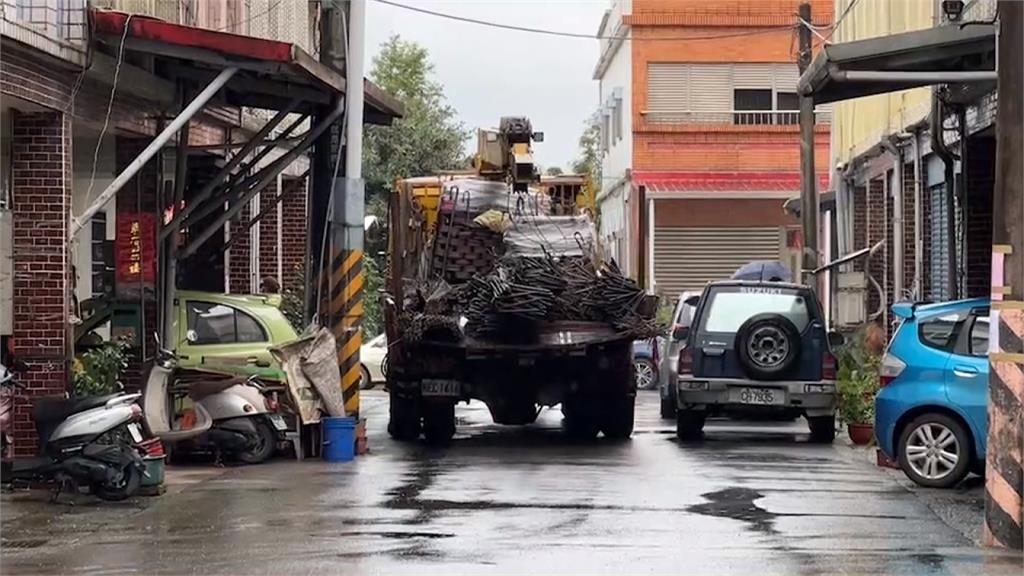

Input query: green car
[172,291,299,381]
[77,292,299,383]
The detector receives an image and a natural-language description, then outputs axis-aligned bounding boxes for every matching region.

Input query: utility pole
[797,2,819,291]
[331,0,366,418]
[985,0,1023,551]
[312,0,365,419]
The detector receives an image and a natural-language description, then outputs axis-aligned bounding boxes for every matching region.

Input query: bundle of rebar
[399,312,463,344]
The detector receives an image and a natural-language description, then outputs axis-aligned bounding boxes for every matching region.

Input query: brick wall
[852,185,866,273]
[903,162,917,297]
[228,201,252,293]
[10,110,72,456]
[258,182,280,283]
[280,175,307,289]
[654,197,797,227]
[965,136,995,298]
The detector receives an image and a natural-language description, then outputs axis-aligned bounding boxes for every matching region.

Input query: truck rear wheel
[388,392,421,441]
[423,401,456,445]
[600,395,635,440]
[676,410,706,441]
[562,398,599,440]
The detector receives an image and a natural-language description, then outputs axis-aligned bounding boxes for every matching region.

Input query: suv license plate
[269,414,288,431]
[422,379,461,397]
[732,387,782,406]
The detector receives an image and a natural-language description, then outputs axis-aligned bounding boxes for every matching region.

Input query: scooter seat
[33,393,121,424]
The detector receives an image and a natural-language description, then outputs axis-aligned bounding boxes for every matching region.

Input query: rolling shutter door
[654,227,783,295]
[733,64,775,89]
[772,64,801,92]
[647,64,689,123]
[688,64,732,117]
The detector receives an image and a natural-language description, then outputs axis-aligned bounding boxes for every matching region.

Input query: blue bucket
[322,416,357,462]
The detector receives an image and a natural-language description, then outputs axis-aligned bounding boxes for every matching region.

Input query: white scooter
[143,344,287,464]
[0,361,146,501]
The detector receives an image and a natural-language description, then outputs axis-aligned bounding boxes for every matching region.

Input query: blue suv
[875,298,990,488]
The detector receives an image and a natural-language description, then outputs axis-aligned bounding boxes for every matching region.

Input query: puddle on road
[687,487,778,535]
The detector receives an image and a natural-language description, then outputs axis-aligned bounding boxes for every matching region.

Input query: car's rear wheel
[899,413,971,488]
[676,409,705,441]
[633,358,656,390]
[806,415,836,443]
[359,365,375,390]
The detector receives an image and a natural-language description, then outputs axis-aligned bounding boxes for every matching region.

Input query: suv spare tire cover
[735,313,802,380]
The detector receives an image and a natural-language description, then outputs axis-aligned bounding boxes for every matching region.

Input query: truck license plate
[269,414,288,431]
[732,387,782,406]
[422,379,461,397]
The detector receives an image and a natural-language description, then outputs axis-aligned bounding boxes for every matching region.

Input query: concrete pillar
[10,110,72,456]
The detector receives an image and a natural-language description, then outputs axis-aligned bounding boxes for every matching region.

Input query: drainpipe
[930,88,959,299]
[912,127,924,299]
[882,136,905,302]
[956,106,968,297]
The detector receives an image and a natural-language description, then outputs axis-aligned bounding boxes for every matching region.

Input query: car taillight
[880,353,906,387]
[677,346,694,376]
[822,353,836,380]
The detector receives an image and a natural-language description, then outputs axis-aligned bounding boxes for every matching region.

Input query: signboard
[115,212,157,299]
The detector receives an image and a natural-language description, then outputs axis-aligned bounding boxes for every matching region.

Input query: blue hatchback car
[875,298,990,488]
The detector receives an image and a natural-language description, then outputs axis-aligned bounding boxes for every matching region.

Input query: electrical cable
[314,5,349,321]
[83,14,131,212]
[822,0,863,42]
[371,0,794,42]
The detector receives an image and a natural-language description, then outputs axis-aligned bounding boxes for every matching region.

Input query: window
[600,112,610,152]
[187,301,267,345]
[776,92,799,125]
[90,213,113,298]
[733,89,773,125]
[918,312,964,351]
[969,315,990,356]
[700,289,810,333]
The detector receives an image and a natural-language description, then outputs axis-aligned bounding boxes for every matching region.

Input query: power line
[371,0,795,42]
[824,0,863,41]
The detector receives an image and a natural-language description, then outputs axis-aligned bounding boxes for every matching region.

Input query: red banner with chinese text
[115,212,157,298]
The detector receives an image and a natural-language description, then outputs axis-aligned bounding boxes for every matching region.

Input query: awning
[798,23,996,105]
[635,171,829,199]
[783,192,836,217]
[91,10,403,123]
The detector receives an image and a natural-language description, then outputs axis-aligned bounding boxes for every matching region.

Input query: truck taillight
[822,353,837,380]
[677,346,693,376]
[880,353,906,387]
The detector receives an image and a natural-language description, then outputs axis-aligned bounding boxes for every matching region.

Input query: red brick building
[594,0,832,297]
[0,4,398,455]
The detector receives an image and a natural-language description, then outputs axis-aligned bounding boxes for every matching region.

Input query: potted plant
[72,339,129,397]
[836,327,882,445]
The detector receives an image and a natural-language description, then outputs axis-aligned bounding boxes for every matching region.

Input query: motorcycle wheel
[93,461,141,501]
[237,420,277,464]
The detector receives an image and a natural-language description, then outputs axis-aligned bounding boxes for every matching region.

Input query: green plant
[836,326,882,424]
[72,339,129,397]
[281,261,306,332]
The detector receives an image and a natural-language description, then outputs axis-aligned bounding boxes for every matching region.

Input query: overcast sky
[365,0,609,171]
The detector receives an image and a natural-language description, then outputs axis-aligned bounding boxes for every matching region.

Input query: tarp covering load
[402,177,657,345]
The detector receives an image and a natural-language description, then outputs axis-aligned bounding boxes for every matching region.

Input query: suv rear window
[918,312,964,351]
[699,288,811,333]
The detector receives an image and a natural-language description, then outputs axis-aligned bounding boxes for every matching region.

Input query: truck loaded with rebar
[384,118,657,443]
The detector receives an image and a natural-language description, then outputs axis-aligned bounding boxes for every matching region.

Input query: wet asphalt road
[3,391,1022,575]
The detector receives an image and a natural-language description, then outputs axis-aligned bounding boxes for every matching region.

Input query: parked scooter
[143,343,287,464]
[0,360,146,501]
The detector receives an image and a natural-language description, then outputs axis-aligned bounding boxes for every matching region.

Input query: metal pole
[835,70,998,83]
[797,3,819,291]
[163,101,190,346]
[71,67,238,236]
[985,0,1024,550]
[332,0,367,419]
[161,100,299,241]
[181,99,344,259]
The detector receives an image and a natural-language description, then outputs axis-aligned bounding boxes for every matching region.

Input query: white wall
[71,130,116,310]
[599,34,631,192]
[595,5,631,270]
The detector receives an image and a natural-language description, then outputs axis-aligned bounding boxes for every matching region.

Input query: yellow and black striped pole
[330,244,363,417]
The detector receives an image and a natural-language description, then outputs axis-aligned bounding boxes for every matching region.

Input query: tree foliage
[361,36,467,336]
[363,35,468,212]
[570,113,602,186]
[544,166,564,176]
